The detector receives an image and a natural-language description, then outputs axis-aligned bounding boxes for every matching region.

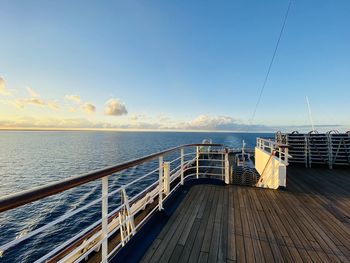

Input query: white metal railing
[255,138,290,189]
[256,137,289,165]
[0,144,227,263]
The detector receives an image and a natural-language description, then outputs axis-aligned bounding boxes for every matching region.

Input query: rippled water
[0,131,272,262]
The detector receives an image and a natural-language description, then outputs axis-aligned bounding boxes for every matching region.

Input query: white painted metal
[224,150,230,184]
[255,138,289,189]
[158,155,164,211]
[196,146,199,179]
[180,148,184,185]
[119,187,135,247]
[163,162,170,195]
[101,176,109,263]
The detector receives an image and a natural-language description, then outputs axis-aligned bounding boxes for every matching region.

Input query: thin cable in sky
[250,0,293,123]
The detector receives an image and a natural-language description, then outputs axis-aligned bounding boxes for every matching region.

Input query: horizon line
[0,127,275,133]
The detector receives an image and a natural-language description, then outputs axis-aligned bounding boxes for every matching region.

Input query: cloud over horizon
[65,94,82,104]
[0,114,346,133]
[14,98,46,108]
[81,102,96,113]
[65,94,96,114]
[26,87,39,97]
[104,99,128,116]
[0,77,12,96]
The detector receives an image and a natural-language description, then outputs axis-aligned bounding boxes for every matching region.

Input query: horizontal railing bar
[0,143,222,213]
[128,181,158,204]
[203,152,225,155]
[107,242,123,260]
[168,156,182,164]
[34,217,102,263]
[257,138,289,148]
[200,173,224,177]
[0,197,102,252]
[182,152,196,157]
[58,227,104,263]
[197,158,224,162]
[122,167,159,189]
[196,166,224,170]
[183,166,224,171]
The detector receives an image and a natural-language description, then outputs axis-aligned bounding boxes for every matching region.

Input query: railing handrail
[257,137,289,148]
[0,143,222,213]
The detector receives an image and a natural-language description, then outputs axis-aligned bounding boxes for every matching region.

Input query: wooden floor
[141,167,350,263]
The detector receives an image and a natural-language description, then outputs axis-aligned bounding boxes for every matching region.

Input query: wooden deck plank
[233,185,246,263]
[208,188,224,262]
[140,167,350,263]
[145,187,199,263]
[269,189,326,263]
[227,187,237,262]
[188,186,215,263]
[242,187,265,263]
[288,168,350,262]
[247,190,275,263]
[177,219,201,262]
[201,187,220,253]
[218,186,229,262]
[158,187,205,262]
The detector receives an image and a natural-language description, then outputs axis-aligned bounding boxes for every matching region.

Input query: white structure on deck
[255,138,289,189]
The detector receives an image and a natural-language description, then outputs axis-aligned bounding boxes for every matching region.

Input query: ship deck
[141,167,350,263]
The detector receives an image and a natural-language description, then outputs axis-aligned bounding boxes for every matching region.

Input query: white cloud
[10,97,60,110]
[65,94,82,104]
[81,102,96,113]
[68,106,77,112]
[0,117,96,129]
[129,114,147,121]
[0,114,342,132]
[0,77,12,96]
[14,98,46,108]
[104,98,127,116]
[26,87,39,97]
[65,94,97,114]
[47,101,60,110]
[185,115,237,129]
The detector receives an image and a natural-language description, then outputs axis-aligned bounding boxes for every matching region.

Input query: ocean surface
[0,131,272,262]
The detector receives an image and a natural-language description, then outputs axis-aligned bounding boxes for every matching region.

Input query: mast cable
[306,96,315,131]
[250,0,293,123]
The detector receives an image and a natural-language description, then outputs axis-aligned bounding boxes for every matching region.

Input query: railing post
[279,147,282,163]
[285,147,289,165]
[101,176,109,263]
[180,148,184,185]
[196,146,199,179]
[119,187,135,246]
[158,156,163,211]
[224,148,230,184]
[163,162,170,195]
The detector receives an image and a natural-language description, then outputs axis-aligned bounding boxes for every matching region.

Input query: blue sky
[0,0,349,131]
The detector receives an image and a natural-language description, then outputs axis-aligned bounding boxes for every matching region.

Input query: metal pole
[180,148,184,185]
[196,146,199,179]
[101,176,109,262]
[306,96,315,131]
[158,156,163,211]
[225,149,229,184]
[163,162,170,195]
[279,147,282,163]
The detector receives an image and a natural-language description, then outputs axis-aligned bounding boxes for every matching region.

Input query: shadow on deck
[141,167,350,263]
